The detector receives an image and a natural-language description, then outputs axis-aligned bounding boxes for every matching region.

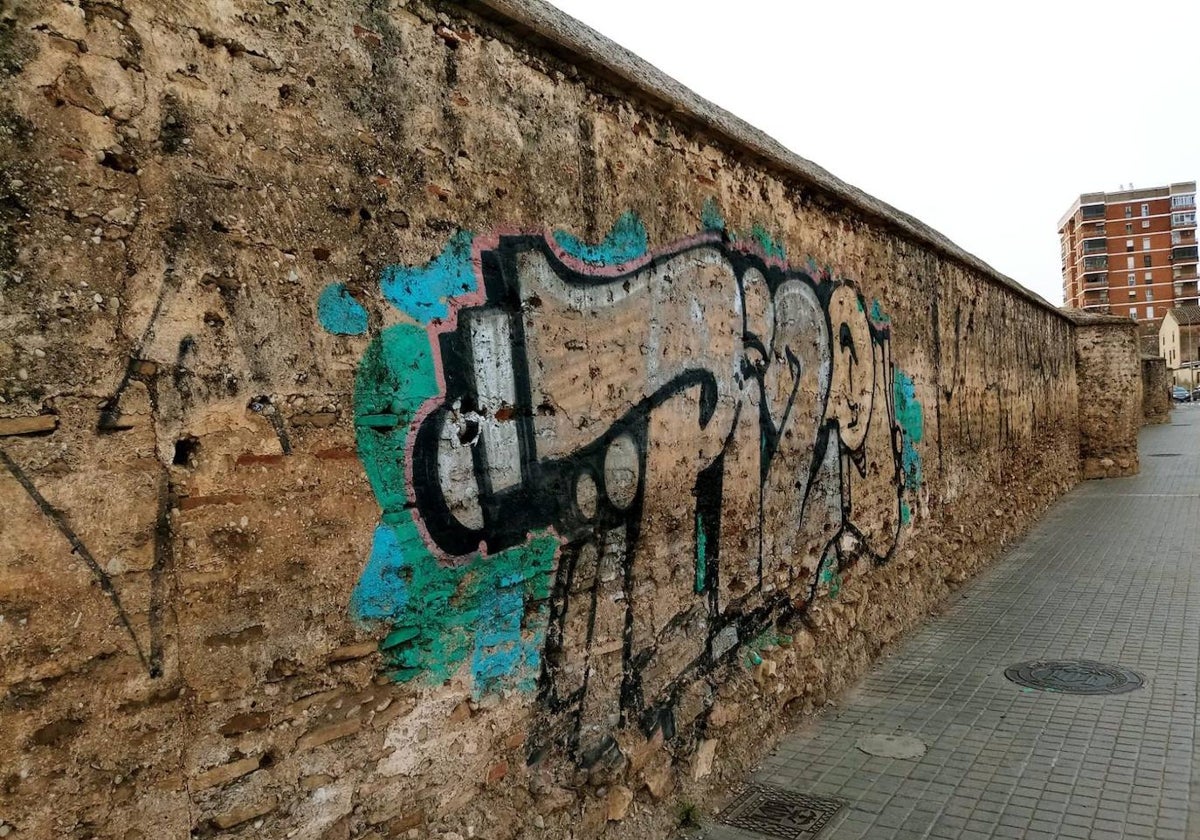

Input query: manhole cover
[1004,659,1144,695]
[717,784,843,839]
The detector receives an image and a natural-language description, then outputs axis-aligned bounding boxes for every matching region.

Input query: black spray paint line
[249,396,293,455]
[99,252,179,431]
[0,448,152,674]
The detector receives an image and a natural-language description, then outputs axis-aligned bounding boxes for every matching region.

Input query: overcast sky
[545,0,1200,305]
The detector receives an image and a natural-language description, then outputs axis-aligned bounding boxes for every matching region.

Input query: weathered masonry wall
[1142,355,1171,425]
[0,2,1132,838]
[1069,314,1143,478]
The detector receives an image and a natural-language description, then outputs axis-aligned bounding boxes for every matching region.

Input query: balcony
[1081,203,1106,220]
[1172,212,1197,227]
[1171,246,1199,263]
[1083,256,1108,271]
[1084,272,1107,284]
[1081,238,1107,255]
[1171,194,1196,210]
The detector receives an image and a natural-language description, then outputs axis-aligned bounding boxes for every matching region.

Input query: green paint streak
[694,511,707,593]
[353,324,439,518]
[870,299,892,323]
[701,198,726,232]
[901,499,912,525]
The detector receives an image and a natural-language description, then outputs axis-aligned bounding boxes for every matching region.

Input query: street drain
[1148,453,1181,457]
[716,784,843,839]
[1004,660,1144,695]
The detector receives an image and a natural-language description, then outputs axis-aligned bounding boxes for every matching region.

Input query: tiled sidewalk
[706,407,1200,840]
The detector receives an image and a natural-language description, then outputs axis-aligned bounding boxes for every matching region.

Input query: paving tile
[704,412,1200,839]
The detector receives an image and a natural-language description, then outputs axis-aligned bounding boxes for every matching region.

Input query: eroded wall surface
[1,1,1082,837]
[1072,317,1142,478]
[1141,356,1170,424]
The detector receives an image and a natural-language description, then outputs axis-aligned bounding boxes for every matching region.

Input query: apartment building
[1059,181,1198,322]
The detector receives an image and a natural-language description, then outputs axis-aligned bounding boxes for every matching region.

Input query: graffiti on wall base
[317,209,923,765]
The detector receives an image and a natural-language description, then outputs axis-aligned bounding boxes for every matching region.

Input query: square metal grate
[716,783,844,839]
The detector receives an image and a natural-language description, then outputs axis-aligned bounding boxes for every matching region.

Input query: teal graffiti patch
[894,370,924,492]
[380,230,475,322]
[750,224,786,261]
[322,238,563,694]
[317,283,368,335]
[553,211,648,266]
[817,553,841,599]
[742,628,791,668]
[352,523,557,692]
[870,299,892,323]
[701,198,726,232]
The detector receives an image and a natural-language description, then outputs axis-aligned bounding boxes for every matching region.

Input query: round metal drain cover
[1005,659,1144,695]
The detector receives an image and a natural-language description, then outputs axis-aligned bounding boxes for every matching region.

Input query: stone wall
[0,1,1100,838]
[1068,313,1142,478]
[1141,355,1171,425]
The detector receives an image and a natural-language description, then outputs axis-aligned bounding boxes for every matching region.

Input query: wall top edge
[1060,308,1140,327]
[459,0,1068,323]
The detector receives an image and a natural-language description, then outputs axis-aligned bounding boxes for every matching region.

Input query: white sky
[545,0,1200,305]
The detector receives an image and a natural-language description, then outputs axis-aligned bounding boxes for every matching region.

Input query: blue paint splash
[701,198,726,232]
[553,211,648,266]
[380,230,475,322]
[317,283,369,335]
[894,369,924,492]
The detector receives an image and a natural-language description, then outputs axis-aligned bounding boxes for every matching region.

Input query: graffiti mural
[318,210,922,766]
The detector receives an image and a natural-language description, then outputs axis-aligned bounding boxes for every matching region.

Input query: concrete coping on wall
[1059,308,1139,327]
[462,0,1067,323]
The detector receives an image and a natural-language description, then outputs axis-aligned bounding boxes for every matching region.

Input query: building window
[1126,239,1134,251]
[1129,288,1137,297]
[1145,271,1153,281]
[1147,306,1155,319]
[1147,289,1154,301]
[1127,256,1135,269]
[1126,223,1134,233]
[1128,273,1136,285]
[1172,194,1196,209]
[1142,203,1150,217]
[1143,237,1151,250]
[1143,219,1151,228]
[1144,255,1153,267]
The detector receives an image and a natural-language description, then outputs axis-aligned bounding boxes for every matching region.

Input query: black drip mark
[249,395,292,455]
[0,448,153,675]
[148,473,176,678]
